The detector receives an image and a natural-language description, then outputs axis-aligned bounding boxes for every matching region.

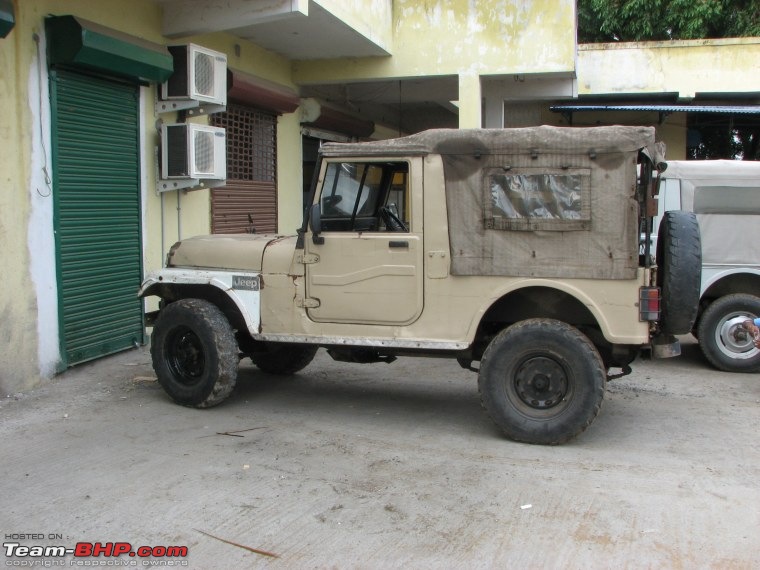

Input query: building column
[482,81,505,128]
[458,72,482,129]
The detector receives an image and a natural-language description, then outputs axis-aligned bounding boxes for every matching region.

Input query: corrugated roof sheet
[551,105,760,114]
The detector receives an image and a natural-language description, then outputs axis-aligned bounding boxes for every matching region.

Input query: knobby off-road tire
[697,293,760,373]
[250,343,318,375]
[478,319,606,445]
[656,211,702,335]
[151,299,239,408]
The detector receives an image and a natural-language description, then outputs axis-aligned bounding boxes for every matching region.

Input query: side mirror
[310,203,324,245]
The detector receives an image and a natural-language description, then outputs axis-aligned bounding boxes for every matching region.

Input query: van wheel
[697,294,760,373]
[478,319,605,445]
[251,343,318,375]
[656,211,701,334]
[151,299,239,408]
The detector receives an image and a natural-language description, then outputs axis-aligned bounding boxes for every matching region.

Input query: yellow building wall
[294,0,576,129]
[578,38,760,97]
[0,6,39,393]
[316,0,392,54]
[293,0,576,82]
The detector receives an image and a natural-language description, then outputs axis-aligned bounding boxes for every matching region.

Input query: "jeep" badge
[232,275,260,291]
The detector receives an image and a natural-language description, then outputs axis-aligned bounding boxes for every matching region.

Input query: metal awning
[45,16,173,83]
[551,104,760,124]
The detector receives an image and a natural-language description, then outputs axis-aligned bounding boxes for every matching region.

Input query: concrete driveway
[2,337,758,568]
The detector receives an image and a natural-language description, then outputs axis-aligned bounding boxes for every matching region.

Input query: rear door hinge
[295,297,321,308]
[296,252,320,264]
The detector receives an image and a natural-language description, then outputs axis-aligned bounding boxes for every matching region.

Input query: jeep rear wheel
[697,294,760,373]
[478,319,605,445]
[250,343,318,375]
[656,211,702,335]
[151,299,239,408]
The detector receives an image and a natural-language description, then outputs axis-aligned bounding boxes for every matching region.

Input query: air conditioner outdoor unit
[158,44,227,115]
[160,123,226,186]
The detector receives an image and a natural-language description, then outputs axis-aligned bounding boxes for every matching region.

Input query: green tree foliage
[578,0,760,43]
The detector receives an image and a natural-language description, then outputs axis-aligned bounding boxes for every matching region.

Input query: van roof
[663,160,760,180]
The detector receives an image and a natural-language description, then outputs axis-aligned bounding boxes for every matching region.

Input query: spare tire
[656,211,702,335]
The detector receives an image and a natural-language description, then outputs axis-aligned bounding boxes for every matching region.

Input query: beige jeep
[139,126,701,444]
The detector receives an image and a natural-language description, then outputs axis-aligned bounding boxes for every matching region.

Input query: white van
[655,160,760,372]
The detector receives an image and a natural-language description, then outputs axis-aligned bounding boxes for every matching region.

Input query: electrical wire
[34,32,52,197]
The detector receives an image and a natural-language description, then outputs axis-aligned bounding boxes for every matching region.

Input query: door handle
[389,240,409,248]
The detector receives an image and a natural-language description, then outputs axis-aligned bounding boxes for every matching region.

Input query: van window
[693,185,760,214]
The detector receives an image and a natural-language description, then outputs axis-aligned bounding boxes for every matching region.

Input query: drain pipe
[155,144,166,265]
[160,191,165,264]
[177,189,182,240]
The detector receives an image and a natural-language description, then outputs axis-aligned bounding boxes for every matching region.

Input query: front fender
[139,268,261,334]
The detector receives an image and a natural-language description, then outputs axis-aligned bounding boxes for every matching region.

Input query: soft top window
[485,168,591,231]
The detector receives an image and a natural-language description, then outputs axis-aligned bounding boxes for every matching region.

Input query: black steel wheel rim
[513,356,569,410]
[166,326,206,385]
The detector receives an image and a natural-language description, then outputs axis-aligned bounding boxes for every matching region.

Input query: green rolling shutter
[51,69,145,367]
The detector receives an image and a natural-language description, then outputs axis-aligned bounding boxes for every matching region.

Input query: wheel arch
[697,269,760,327]
[469,283,612,355]
[141,279,253,334]
[701,269,760,302]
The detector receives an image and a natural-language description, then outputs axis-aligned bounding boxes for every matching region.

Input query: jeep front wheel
[697,293,760,373]
[478,319,605,445]
[151,299,239,408]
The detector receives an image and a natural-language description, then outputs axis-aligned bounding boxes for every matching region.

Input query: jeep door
[304,158,424,325]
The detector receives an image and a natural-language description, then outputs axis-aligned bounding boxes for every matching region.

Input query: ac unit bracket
[155,99,226,116]
[157,178,225,194]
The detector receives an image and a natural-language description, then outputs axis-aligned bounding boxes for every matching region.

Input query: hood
[167,234,287,271]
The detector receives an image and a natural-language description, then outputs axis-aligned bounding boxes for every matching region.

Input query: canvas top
[320,125,660,162]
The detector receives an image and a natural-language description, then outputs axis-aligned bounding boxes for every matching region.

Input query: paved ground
[2,336,759,569]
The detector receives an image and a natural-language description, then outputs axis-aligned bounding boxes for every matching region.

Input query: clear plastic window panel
[484,168,591,231]
[490,173,582,220]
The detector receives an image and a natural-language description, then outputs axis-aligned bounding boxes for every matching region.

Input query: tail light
[639,287,661,321]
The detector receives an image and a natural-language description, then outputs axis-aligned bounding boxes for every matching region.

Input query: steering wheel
[380,206,408,232]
